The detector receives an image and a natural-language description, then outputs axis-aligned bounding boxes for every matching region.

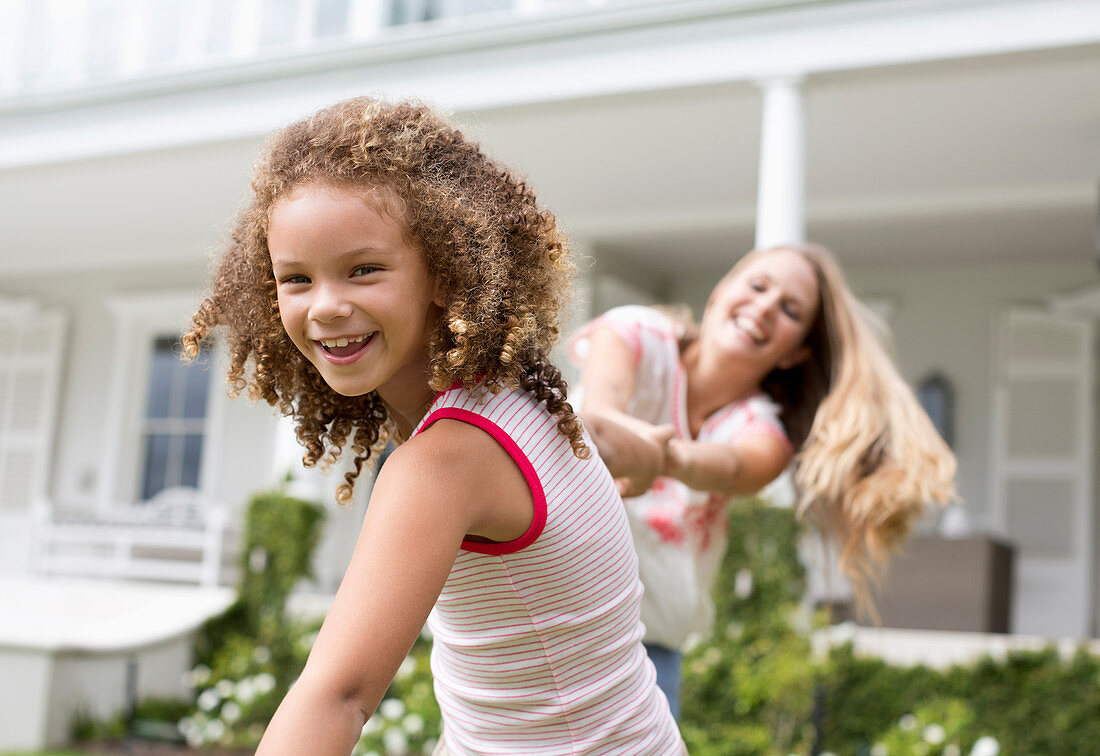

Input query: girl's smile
[317,332,376,362]
[268,181,444,425]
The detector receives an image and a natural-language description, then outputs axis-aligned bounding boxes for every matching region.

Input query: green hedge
[681,497,1100,756]
[108,490,1099,755]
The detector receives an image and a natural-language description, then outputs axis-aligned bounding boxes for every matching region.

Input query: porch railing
[0,0,624,101]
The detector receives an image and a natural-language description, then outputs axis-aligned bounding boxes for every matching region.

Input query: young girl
[183,97,685,755]
[568,243,957,718]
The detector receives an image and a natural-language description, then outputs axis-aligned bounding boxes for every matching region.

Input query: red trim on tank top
[417,406,547,555]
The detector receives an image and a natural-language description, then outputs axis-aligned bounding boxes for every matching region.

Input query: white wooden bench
[4,488,235,750]
[32,487,228,588]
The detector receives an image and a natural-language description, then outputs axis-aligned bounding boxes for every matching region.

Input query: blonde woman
[569,243,956,718]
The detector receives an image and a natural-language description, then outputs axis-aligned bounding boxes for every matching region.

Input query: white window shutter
[990,309,1093,637]
[0,307,66,512]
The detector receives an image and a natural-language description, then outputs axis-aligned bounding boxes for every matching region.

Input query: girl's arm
[256,419,533,755]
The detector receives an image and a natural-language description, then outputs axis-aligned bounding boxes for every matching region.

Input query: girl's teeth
[321,334,367,348]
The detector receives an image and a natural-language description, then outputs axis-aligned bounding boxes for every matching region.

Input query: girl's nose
[309,283,353,322]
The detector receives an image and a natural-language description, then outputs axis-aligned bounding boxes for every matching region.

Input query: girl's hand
[583,410,673,498]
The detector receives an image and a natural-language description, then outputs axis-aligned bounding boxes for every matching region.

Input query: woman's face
[699,248,820,373]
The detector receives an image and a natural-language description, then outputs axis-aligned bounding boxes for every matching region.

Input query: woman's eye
[749,280,765,292]
[782,303,801,321]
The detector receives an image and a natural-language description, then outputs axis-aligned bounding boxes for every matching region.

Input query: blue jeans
[644,642,682,721]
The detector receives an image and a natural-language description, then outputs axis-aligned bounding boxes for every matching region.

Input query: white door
[0,303,66,571]
[991,309,1093,637]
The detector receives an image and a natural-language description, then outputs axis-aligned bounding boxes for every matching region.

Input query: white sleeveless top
[569,306,792,648]
[412,384,684,756]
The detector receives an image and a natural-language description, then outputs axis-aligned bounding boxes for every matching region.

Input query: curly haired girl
[184,97,685,755]
[569,243,957,717]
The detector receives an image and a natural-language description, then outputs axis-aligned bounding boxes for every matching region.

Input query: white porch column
[754,77,806,249]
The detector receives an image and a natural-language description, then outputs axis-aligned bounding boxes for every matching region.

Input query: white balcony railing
[0,0,621,102]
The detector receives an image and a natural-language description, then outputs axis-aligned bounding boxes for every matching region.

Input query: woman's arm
[664,434,790,498]
[256,419,532,755]
[578,325,791,498]
[577,327,667,496]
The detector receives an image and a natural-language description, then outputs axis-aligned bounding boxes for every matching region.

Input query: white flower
[402,713,425,734]
[396,655,417,681]
[734,568,754,599]
[221,701,242,723]
[177,717,197,738]
[379,698,405,721]
[255,672,277,694]
[197,688,221,711]
[899,713,918,731]
[923,724,946,745]
[190,664,212,687]
[971,736,1001,756]
[216,678,236,698]
[871,744,889,756]
[235,678,256,704]
[362,714,384,735]
[253,645,273,664]
[184,728,205,748]
[204,718,227,742]
[423,738,438,754]
[382,727,408,755]
[944,745,962,756]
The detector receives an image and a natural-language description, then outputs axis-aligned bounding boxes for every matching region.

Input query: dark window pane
[86,4,121,77]
[316,0,350,37]
[260,0,297,47]
[206,2,235,55]
[181,434,204,489]
[141,433,171,500]
[147,0,185,66]
[182,360,211,419]
[145,337,178,419]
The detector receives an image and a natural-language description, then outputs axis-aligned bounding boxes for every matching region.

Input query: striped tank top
[411,384,684,756]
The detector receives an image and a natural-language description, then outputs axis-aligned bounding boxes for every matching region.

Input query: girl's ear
[778,345,812,371]
[431,278,446,309]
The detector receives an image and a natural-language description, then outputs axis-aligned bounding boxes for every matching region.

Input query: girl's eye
[782,303,801,321]
[351,265,379,277]
[749,280,766,292]
[280,274,309,285]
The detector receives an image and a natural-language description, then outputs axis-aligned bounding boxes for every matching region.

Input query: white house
[1,0,1098,646]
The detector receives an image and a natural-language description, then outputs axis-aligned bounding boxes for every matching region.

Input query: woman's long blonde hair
[730,244,957,606]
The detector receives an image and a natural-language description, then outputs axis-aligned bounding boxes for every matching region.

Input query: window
[102,293,222,507]
[138,337,212,501]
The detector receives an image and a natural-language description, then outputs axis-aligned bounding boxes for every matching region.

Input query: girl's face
[699,248,820,373]
[268,182,443,408]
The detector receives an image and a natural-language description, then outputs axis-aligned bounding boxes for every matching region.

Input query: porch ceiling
[1,46,1097,281]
